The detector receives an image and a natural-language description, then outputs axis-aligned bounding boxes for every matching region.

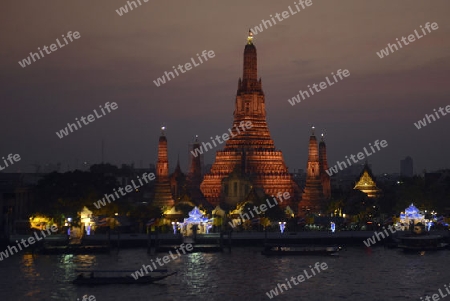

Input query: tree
[35,170,119,220]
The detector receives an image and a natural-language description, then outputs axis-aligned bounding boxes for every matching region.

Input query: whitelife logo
[362,225,401,247]
[93,172,155,209]
[18,31,81,68]
[77,295,96,301]
[287,69,350,106]
[153,50,215,87]
[130,243,193,280]
[325,140,388,176]
[190,121,253,158]
[0,153,21,171]
[376,22,439,59]
[420,283,450,301]
[265,262,328,299]
[414,105,450,129]
[115,0,149,16]
[0,226,58,261]
[228,192,290,228]
[56,102,118,139]
[250,0,313,36]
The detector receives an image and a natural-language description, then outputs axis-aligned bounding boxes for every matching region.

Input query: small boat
[262,244,342,256]
[398,234,448,252]
[73,269,176,285]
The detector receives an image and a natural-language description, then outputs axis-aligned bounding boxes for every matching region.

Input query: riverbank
[81,230,450,248]
[3,230,448,252]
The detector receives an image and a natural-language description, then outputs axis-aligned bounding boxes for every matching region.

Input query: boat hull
[262,245,341,256]
[73,272,176,285]
[397,234,448,252]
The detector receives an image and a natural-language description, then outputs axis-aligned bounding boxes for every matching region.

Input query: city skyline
[1,1,450,175]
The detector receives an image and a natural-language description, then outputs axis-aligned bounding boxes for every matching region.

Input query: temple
[353,163,381,198]
[179,206,211,236]
[400,203,425,225]
[152,127,175,208]
[299,127,324,214]
[200,30,299,208]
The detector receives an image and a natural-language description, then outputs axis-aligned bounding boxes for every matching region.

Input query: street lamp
[279,222,286,234]
[171,222,177,234]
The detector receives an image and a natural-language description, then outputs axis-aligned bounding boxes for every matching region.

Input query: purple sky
[1,0,449,175]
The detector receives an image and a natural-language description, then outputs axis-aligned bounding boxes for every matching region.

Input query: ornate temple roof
[183,207,209,224]
[353,163,381,198]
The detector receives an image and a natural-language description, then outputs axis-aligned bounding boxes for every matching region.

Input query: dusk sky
[1,1,449,175]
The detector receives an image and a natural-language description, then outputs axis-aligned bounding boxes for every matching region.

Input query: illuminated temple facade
[200,31,299,208]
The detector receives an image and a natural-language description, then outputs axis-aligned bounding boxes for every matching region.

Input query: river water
[0,246,448,301]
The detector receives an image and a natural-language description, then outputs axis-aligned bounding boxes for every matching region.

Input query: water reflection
[1,247,450,301]
[20,254,41,298]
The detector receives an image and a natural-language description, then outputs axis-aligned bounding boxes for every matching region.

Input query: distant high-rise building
[400,156,413,177]
[200,31,299,208]
[152,127,175,207]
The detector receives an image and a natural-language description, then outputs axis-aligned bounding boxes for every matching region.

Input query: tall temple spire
[201,32,299,207]
[300,129,324,215]
[153,127,175,207]
[307,130,319,164]
[169,151,184,201]
[236,30,264,118]
[157,127,168,181]
[319,133,331,200]
[242,30,259,87]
